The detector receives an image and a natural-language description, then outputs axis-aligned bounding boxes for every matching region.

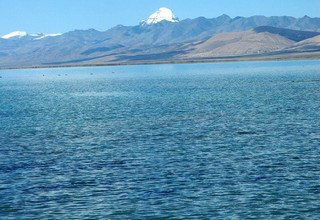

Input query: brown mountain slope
[286,35,320,52]
[182,30,295,58]
[294,35,320,45]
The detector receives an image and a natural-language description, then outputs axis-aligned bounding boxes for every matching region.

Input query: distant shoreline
[1,54,319,71]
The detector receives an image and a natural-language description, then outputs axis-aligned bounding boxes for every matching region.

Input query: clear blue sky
[0,0,319,36]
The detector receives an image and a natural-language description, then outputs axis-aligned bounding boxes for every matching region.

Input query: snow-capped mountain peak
[1,31,27,39]
[141,7,179,25]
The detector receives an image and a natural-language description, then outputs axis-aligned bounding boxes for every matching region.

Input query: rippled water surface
[0,60,320,219]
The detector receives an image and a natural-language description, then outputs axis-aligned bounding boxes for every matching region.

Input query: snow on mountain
[34,33,62,40]
[1,31,27,39]
[141,7,179,25]
[1,31,62,40]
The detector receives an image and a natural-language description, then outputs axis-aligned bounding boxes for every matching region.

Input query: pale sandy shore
[0,52,319,70]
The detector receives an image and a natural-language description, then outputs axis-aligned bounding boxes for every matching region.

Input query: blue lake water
[0,60,320,219]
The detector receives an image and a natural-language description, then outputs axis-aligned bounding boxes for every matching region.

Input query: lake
[0,60,320,219]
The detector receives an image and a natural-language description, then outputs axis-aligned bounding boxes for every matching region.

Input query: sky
[0,0,319,36]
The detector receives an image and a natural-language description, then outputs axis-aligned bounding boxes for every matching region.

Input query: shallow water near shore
[0,60,320,219]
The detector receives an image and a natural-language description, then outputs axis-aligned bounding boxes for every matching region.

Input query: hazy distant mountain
[0,7,320,68]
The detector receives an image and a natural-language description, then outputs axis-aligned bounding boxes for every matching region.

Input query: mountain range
[1,8,320,69]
